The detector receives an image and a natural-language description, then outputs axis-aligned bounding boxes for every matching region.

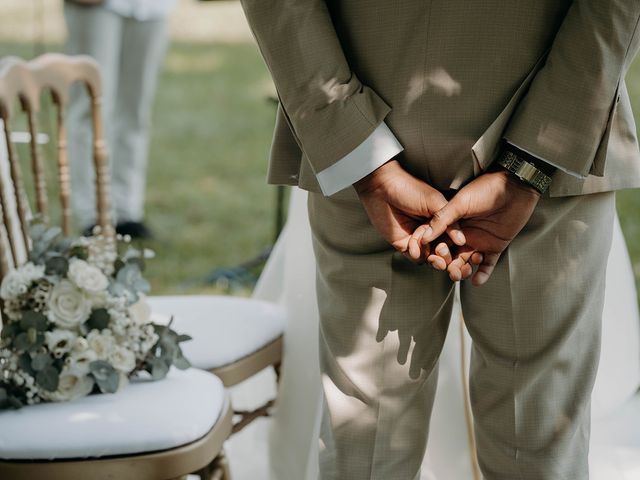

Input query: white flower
[47,280,91,329]
[109,346,136,373]
[87,330,115,360]
[72,337,89,353]
[66,349,98,376]
[128,296,151,325]
[67,258,109,294]
[116,373,129,392]
[0,263,45,300]
[47,368,94,402]
[45,329,77,358]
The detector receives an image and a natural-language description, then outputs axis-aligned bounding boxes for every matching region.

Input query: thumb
[421,199,464,244]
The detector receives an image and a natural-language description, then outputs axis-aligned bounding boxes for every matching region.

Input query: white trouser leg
[110,17,168,223]
[64,3,122,228]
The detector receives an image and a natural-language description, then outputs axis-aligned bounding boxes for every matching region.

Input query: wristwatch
[497,150,552,194]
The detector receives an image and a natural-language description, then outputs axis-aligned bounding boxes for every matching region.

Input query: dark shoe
[115,221,154,240]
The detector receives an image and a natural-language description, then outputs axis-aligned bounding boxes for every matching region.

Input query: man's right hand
[354,160,465,261]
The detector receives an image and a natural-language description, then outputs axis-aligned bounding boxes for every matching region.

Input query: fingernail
[475,272,488,285]
[437,245,449,256]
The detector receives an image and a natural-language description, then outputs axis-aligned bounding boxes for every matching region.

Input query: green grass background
[1,39,639,300]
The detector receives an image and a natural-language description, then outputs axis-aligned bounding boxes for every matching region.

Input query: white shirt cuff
[316,122,404,196]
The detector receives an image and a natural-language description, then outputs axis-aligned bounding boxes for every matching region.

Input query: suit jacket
[241,1,640,197]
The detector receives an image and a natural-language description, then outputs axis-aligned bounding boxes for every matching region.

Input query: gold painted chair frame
[0,53,232,480]
[211,335,283,434]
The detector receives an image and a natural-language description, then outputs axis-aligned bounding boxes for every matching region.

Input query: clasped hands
[354,159,541,286]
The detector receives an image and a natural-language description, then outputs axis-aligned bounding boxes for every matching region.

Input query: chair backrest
[0,53,113,279]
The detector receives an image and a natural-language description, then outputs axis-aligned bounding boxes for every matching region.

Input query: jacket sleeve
[240,0,394,176]
[503,0,640,177]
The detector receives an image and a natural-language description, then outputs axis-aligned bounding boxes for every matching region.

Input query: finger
[460,262,473,280]
[446,248,475,282]
[427,254,447,271]
[472,252,501,286]
[408,225,431,261]
[445,222,466,246]
[470,251,484,266]
[421,201,463,245]
[435,242,452,265]
[407,235,422,262]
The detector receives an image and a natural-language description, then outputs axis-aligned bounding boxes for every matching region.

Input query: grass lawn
[1,39,640,300]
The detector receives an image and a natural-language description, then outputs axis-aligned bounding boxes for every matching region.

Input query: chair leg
[196,449,231,480]
[214,449,232,480]
[273,362,282,383]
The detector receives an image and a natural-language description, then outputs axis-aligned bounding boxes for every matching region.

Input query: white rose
[47,368,94,402]
[67,258,109,294]
[0,262,44,300]
[0,272,27,300]
[45,329,77,358]
[128,295,151,325]
[87,330,115,360]
[109,345,136,373]
[67,348,98,376]
[47,280,91,329]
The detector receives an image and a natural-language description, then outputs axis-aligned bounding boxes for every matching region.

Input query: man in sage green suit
[240,1,640,479]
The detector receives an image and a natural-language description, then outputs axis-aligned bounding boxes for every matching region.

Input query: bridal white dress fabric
[255,187,640,480]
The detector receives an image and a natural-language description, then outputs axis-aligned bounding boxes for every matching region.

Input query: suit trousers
[64,2,168,227]
[308,187,615,480]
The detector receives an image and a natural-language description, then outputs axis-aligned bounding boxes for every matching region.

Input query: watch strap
[497,150,552,194]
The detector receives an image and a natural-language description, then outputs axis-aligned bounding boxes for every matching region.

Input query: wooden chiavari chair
[0,54,232,480]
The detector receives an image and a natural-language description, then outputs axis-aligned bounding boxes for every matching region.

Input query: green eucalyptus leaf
[31,333,45,352]
[45,255,69,276]
[69,246,89,260]
[176,334,192,343]
[86,309,111,331]
[27,327,37,344]
[159,338,177,357]
[14,333,31,351]
[0,322,17,340]
[147,357,170,381]
[20,311,48,332]
[90,360,119,393]
[17,353,34,375]
[126,257,145,272]
[7,395,23,409]
[32,352,53,371]
[36,365,60,392]
[173,351,190,370]
[41,226,63,245]
[0,387,7,404]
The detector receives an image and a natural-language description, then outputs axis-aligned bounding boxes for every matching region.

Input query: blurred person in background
[64,0,176,238]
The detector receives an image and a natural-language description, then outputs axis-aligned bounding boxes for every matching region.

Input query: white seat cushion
[0,368,224,460]
[147,295,286,370]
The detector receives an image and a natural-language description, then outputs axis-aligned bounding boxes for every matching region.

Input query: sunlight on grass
[164,50,223,74]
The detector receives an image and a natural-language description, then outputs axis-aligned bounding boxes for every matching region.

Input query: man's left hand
[420,170,541,285]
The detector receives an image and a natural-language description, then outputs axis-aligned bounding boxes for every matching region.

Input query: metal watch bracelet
[497,150,552,194]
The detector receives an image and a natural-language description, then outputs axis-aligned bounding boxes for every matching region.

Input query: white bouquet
[0,224,190,409]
